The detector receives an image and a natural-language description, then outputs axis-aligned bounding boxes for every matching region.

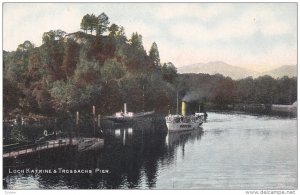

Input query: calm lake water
[3,112,297,189]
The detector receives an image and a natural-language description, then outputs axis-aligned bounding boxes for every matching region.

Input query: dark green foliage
[3,12,297,121]
[62,39,80,78]
[80,14,98,34]
[149,42,160,66]
[177,73,296,107]
[81,13,110,36]
[10,126,28,143]
[161,62,177,84]
[109,23,119,37]
[96,13,110,36]
[42,29,66,81]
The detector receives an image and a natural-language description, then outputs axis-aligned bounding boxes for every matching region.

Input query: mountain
[261,65,297,78]
[177,61,258,80]
[178,61,297,79]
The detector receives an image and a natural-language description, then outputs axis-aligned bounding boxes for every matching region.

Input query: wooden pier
[3,138,79,159]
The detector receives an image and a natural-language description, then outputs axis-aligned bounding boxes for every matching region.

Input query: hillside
[3,13,178,117]
[261,65,297,78]
[178,61,258,80]
[178,61,297,79]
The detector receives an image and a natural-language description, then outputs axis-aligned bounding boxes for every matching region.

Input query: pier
[3,138,79,159]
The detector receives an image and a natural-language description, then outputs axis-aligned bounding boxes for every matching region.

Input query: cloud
[156,3,233,22]
[168,4,296,44]
[3,3,297,72]
[3,3,82,50]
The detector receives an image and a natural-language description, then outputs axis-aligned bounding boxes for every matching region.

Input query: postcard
[2,2,297,193]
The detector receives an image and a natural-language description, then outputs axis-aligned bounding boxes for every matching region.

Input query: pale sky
[3,3,297,72]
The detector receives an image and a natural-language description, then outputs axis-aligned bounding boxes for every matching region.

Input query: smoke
[183,89,211,102]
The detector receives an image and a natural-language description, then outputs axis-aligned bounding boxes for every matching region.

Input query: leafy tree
[3,78,22,115]
[115,26,127,44]
[275,76,297,104]
[108,23,119,37]
[62,39,80,78]
[254,75,276,104]
[80,14,90,33]
[214,77,234,106]
[32,87,54,113]
[96,12,110,36]
[80,14,98,35]
[5,11,298,121]
[130,32,144,51]
[161,62,177,83]
[101,58,126,81]
[17,40,34,52]
[149,42,160,66]
[234,77,255,103]
[42,30,66,44]
[26,50,44,83]
[10,125,28,143]
[125,33,150,71]
[42,29,66,81]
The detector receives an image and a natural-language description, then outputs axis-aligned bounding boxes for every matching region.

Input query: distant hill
[178,61,297,79]
[177,61,258,80]
[261,65,297,78]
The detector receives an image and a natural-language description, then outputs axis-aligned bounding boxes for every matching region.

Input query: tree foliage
[3,12,297,120]
[149,42,160,66]
[81,13,110,36]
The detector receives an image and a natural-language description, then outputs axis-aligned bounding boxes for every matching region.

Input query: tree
[101,58,126,81]
[3,78,22,115]
[116,26,126,41]
[254,75,276,104]
[161,62,177,83]
[27,50,44,83]
[80,14,90,33]
[109,23,119,37]
[42,30,66,44]
[17,40,34,52]
[149,42,160,66]
[62,40,80,78]
[96,12,110,36]
[234,77,255,103]
[42,29,66,81]
[214,77,234,106]
[80,14,98,35]
[130,32,144,51]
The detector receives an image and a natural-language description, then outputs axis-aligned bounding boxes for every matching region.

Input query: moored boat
[104,103,155,123]
[165,100,204,131]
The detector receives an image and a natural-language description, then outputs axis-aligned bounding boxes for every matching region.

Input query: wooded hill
[3,13,297,120]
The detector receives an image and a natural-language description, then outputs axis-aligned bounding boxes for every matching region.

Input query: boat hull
[105,111,155,123]
[166,121,203,131]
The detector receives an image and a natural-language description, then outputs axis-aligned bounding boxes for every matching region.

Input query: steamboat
[165,100,204,131]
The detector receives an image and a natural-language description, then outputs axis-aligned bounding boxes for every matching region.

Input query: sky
[3,2,297,72]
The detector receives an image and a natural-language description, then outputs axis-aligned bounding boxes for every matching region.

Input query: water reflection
[4,119,163,189]
[4,120,205,189]
[165,128,203,147]
[3,113,297,189]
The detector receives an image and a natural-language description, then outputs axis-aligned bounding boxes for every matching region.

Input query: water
[3,112,297,189]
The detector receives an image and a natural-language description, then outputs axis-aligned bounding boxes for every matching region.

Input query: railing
[3,138,77,158]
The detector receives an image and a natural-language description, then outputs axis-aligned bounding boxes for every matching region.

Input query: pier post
[98,114,101,128]
[143,85,145,112]
[76,111,79,137]
[93,106,96,137]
